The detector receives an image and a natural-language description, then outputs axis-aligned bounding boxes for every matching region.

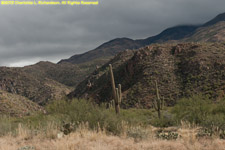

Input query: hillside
[69,43,225,108]
[0,90,43,117]
[0,67,71,105]
[23,61,94,87]
[184,21,225,42]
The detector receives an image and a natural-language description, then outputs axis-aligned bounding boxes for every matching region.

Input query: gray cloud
[0,0,225,66]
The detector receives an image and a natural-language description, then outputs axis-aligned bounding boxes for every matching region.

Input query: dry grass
[0,123,225,150]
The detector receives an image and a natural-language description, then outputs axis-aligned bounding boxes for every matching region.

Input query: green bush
[172,95,212,124]
[46,99,125,134]
[0,115,15,136]
[172,95,225,138]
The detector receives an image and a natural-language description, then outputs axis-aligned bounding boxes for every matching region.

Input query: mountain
[140,25,199,45]
[69,43,225,108]
[184,21,225,42]
[203,12,225,27]
[59,12,225,67]
[58,38,142,65]
[58,26,199,65]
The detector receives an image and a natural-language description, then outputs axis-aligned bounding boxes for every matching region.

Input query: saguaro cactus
[118,84,122,104]
[109,64,122,114]
[153,80,164,118]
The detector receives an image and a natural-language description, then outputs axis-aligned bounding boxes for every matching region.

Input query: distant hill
[69,43,225,108]
[184,21,225,42]
[202,12,225,27]
[23,61,89,87]
[140,25,199,45]
[58,38,142,65]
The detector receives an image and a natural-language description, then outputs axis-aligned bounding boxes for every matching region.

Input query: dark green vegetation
[1,95,225,139]
[70,43,225,108]
[0,99,153,136]
[173,95,225,138]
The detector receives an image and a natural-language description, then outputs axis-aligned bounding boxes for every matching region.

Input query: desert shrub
[150,109,176,127]
[172,95,212,124]
[126,126,151,140]
[156,130,179,140]
[120,108,152,125]
[172,95,225,138]
[46,99,126,135]
[151,116,176,128]
[0,98,156,136]
[0,115,16,136]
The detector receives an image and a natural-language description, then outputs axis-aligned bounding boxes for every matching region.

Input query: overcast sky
[0,0,225,67]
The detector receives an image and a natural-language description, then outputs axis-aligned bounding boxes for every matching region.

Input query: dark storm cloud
[0,0,225,66]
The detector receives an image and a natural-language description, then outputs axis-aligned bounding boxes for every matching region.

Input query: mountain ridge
[58,12,225,65]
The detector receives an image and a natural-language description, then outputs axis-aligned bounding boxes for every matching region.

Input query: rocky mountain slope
[0,66,71,105]
[69,43,225,108]
[0,59,105,108]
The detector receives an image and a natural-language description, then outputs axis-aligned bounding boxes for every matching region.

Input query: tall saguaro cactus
[153,80,164,118]
[109,64,122,114]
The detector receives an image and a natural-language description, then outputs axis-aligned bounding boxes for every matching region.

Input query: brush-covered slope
[0,90,43,117]
[23,60,110,87]
[69,43,225,108]
[0,67,71,105]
